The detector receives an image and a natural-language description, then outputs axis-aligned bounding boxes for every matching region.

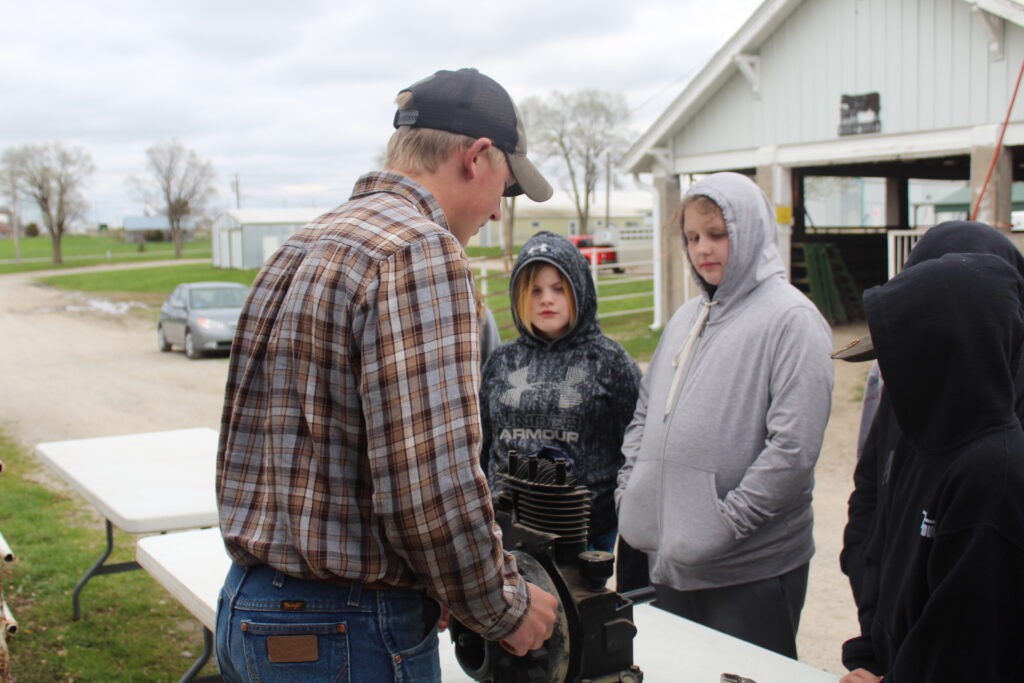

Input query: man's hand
[840,668,883,683]
[437,605,450,632]
[499,582,559,656]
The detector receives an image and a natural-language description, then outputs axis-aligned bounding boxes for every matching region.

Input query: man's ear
[462,138,493,180]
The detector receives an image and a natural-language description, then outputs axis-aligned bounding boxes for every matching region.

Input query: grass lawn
[37,255,663,362]
[0,431,219,682]
[39,264,259,310]
[0,236,212,276]
[480,268,660,361]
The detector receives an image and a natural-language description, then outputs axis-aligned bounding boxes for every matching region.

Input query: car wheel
[157,325,171,352]
[184,329,201,359]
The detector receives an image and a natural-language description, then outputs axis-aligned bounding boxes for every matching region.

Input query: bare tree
[134,141,216,258]
[520,90,631,234]
[1,143,95,265]
[0,159,21,264]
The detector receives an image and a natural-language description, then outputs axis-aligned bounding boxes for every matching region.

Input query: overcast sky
[2,0,763,226]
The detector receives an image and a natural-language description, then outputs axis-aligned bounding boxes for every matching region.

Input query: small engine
[450,452,645,682]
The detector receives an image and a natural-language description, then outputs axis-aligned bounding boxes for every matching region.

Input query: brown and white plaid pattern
[216,172,528,640]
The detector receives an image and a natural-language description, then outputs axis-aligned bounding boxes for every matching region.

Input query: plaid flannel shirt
[216,171,529,641]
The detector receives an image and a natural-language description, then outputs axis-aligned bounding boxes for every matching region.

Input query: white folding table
[138,527,839,683]
[33,427,219,621]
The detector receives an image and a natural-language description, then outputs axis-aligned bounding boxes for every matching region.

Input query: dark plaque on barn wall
[838,92,881,136]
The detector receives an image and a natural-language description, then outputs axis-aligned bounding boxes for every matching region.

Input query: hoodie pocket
[658,463,737,567]
[617,459,662,552]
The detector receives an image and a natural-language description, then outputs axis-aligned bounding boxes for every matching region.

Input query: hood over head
[832,220,1024,363]
[905,220,1024,277]
[509,230,599,347]
[681,172,785,302]
[865,252,1024,454]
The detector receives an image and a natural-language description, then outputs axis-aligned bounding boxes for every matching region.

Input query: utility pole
[231,173,241,209]
[501,196,516,272]
[604,152,612,240]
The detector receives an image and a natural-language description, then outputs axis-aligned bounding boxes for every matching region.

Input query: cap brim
[505,152,553,202]
[830,334,876,362]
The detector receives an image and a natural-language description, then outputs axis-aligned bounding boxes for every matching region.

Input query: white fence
[887,229,926,279]
[472,252,655,331]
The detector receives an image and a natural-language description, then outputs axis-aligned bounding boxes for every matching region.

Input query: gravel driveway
[0,262,868,676]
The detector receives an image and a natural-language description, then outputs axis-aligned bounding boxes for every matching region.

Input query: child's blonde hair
[513,262,576,337]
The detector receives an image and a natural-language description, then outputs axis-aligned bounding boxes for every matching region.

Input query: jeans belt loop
[272,570,285,588]
[347,580,363,607]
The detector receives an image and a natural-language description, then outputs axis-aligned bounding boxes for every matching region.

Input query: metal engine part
[449,453,645,682]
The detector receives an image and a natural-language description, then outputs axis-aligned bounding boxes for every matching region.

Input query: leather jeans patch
[266,634,319,663]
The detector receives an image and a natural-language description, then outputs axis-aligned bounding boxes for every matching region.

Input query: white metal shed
[211,208,331,270]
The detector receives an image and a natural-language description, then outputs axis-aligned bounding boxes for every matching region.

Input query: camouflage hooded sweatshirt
[480,231,642,539]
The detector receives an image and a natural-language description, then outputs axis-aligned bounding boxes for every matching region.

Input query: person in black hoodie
[837,252,1024,683]
[838,221,1024,674]
[480,231,642,557]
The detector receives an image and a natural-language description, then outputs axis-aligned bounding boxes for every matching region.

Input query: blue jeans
[215,563,441,682]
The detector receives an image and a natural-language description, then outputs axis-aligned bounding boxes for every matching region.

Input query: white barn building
[621,0,1024,324]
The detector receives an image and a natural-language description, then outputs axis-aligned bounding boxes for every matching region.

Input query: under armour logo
[500,366,587,409]
[527,243,551,255]
[920,510,936,538]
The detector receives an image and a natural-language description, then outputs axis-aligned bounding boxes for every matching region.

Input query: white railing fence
[471,253,655,333]
[887,230,926,280]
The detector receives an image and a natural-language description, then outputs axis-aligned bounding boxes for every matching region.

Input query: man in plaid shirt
[214,68,558,682]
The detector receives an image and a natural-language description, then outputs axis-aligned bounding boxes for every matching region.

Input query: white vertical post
[0,532,12,563]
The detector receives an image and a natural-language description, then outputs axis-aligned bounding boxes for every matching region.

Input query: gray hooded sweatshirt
[616,172,834,590]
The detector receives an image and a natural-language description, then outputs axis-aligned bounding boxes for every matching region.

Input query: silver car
[157,282,248,359]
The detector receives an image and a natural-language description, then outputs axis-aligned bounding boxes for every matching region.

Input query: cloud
[2,0,761,225]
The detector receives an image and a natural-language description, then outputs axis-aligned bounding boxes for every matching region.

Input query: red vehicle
[568,234,619,268]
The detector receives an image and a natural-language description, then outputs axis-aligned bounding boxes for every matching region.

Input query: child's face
[529,264,572,340]
[683,203,730,287]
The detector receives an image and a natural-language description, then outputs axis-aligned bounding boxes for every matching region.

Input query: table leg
[180,626,222,682]
[71,519,140,620]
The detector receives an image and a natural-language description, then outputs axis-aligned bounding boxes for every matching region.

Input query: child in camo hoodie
[480,231,642,551]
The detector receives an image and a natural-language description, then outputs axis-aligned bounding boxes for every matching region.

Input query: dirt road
[0,263,868,676]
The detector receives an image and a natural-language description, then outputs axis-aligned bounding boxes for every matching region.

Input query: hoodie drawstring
[664,300,719,420]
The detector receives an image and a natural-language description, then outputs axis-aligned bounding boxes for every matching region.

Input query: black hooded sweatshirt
[479,231,642,539]
[841,221,1024,672]
[844,253,1024,681]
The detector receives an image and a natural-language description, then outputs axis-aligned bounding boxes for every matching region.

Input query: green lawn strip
[0,236,212,260]
[37,256,661,361]
[0,236,214,276]
[0,250,214,276]
[37,263,258,316]
[39,263,258,294]
[0,432,218,682]
[479,268,658,361]
[464,246,502,259]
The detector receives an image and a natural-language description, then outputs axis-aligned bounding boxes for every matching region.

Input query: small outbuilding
[122,215,197,244]
[211,208,331,270]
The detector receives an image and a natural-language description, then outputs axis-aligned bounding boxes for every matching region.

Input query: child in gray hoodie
[616,172,833,657]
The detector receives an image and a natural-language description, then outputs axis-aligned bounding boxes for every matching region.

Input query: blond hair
[513,262,576,337]
[385,91,504,174]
